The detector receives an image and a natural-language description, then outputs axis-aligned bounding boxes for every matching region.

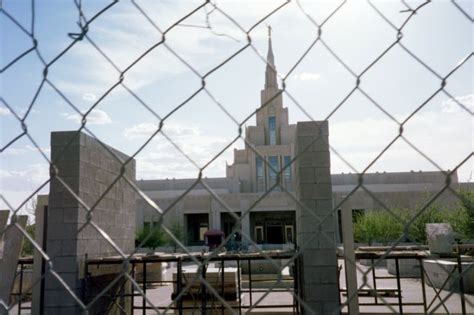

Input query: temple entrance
[250,211,295,244]
[185,213,209,246]
[221,212,241,237]
[266,225,284,244]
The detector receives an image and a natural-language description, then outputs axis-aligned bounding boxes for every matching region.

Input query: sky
[1,0,473,213]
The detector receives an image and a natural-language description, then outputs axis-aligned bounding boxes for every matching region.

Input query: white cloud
[0,163,49,211]
[82,93,97,102]
[62,109,112,125]
[124,121,230,178]
[126,122,232,179]
[0,107,11,116]
[0,163,49,187]
[2,144,50,156]
[165,124,199,137]
[123,123,158,140]
[292,72,321,81]
[0,169,13,178]
[329,107,472,181]
[49,1,259,99]
[123,122,199,140]
[442,94,474,113]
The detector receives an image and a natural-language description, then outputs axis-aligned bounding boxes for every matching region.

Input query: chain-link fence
[1,0,473,314]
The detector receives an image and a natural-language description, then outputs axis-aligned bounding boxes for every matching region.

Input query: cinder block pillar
[210,200,221,230]
[295,121,340,314]
[240,200,250,247]
[43,131,136,314]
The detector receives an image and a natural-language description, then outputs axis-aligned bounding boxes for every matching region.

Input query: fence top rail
[342,243,474,259]
[355,250,433,259]
[357,245,429,252]
[338,250,431,259]
[18,256,33,264]
[85,249,296,265]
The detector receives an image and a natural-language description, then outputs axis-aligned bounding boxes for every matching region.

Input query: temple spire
[265,25,278,89]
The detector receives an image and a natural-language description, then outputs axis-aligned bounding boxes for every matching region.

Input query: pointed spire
[265,25,278,89]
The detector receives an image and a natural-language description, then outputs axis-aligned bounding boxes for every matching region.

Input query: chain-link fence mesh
[1,0,473,314]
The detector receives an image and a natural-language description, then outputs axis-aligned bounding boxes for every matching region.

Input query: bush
[353,191,474,246]
[403,207,445,244]
[135,221,186,252]
[459,190,474,239]
[21,223,35,257]
[135,225,167,250]
[353,211,403,245]
[444,190,474,240]
[167,221,185,251]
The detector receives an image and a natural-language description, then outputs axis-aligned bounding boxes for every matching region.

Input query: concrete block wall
[295,121,340,314]
[43,131,136,314]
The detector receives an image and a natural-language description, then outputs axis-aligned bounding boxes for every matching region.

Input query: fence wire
[1,0,473,314]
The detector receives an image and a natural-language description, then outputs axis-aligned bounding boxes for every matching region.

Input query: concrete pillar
[341,200,359,315]
[240,200,250,246]
[295,121,340,314]
[0,214,28,308]
[31,195,48,315]
[210,200,221,230]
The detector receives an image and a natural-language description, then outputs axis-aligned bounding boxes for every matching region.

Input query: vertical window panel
[268,116,276,145]
[268,156,279,190]
[256,157,265,192]
[283,155,292,191]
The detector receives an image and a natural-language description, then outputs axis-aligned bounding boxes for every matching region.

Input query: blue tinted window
[256,157,264,192]
[268,156,279,189]
[268,116,276,145]
[283,155,292,191]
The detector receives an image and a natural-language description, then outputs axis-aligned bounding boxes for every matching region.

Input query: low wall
[387,258,421,278]
[423,257,474,293]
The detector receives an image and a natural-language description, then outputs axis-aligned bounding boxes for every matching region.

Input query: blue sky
[1,0,473,212]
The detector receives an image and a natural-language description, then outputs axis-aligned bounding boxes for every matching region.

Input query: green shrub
[167,221,185,251]
[135,221,186,252]
[459,190,474,239]
[353,191,474,246]
[404,207,445,244]
[135,225,167,250]
[353,211,403,245]
[444,190,474,240]
[21,223,35,257]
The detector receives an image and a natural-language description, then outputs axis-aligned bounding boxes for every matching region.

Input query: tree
[135,225,167,251]
[353,211,403,245]
[21,197,37,256]
[21,223,35,257]
[167,221,185,252]
[405,207,445,244]
[444,190,474,240]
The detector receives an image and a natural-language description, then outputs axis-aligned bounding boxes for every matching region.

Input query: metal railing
[338,245,473,315]
[83,250,298,314]
[13,247,472,314]
[9,257,33,315]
